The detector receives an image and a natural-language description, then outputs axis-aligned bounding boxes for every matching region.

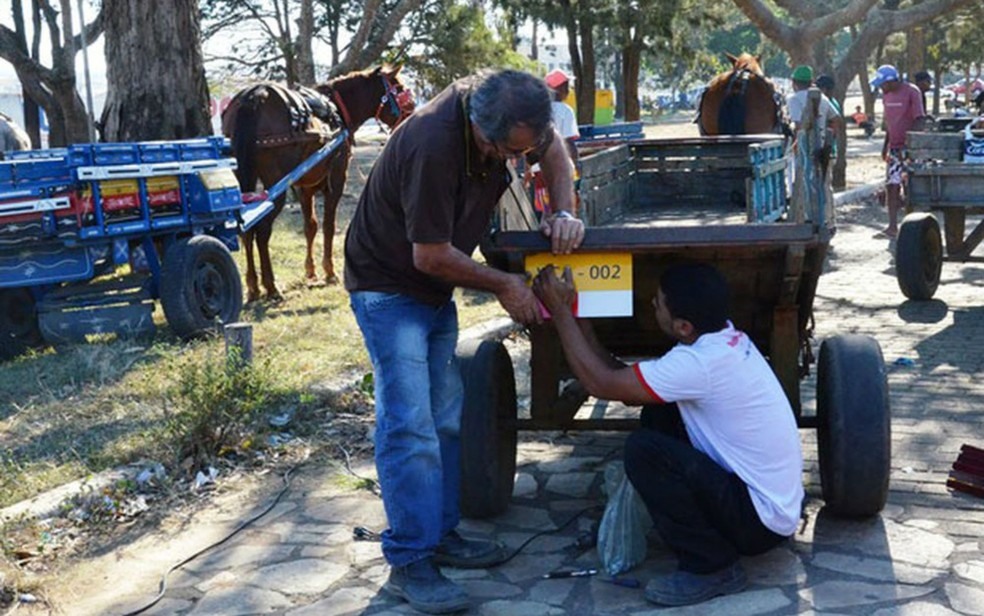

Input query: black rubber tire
[0,288,42,361]
[159,235,243,340]
[457,338,518,519]
[816,335,891,517]
[896,213,942,300]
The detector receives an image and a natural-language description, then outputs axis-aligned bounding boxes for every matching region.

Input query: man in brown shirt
[345,69,584,614]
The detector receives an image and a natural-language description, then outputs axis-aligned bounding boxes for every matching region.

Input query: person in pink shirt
[870,64,925,238]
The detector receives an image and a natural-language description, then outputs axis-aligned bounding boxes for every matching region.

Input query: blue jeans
[350,291,462,567]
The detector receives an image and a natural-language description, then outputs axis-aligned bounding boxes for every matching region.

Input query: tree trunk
[296,0,316,85]
[576,17,596,125]
[622,44,641,122]
[100,0,211,141]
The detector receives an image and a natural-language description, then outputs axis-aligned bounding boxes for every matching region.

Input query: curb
[834,181,882,207]
[0,467,132,523]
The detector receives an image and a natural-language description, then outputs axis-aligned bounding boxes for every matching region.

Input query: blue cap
[870,65,900,88]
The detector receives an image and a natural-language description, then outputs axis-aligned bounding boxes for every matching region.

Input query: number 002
[589,264,621,280]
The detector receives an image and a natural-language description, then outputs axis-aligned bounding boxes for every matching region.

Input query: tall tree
[99,1,211,141]
[405,0,536,91]
[0,0,103,146]
[732,0,974,188]
[201,0,424,83]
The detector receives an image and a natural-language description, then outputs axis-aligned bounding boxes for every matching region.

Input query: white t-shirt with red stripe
[632,321,804,536]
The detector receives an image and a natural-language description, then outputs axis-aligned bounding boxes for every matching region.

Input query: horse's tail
[718,93,747,135]
[232,87,263,193]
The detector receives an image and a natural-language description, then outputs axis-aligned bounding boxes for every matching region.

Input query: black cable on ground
[352,503,602,567]
[121,462,303,616]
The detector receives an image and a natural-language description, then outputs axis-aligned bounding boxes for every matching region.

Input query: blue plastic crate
[0,158,74,184]
[138,143,181,163]
[178,137,228,161]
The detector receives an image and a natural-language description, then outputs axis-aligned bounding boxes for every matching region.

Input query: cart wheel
[896,213,942,300]
[160,236,243,340]
[0,288,42,361]
[817,335,890,517]
[457,338,517,519]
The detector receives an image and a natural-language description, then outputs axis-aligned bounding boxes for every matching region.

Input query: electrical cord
[352,504,602,566]
[121,462,304,616]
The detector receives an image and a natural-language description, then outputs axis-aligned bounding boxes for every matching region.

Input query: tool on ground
[353,526,382,541]
[543,568,598,579]
[947,444,984,499]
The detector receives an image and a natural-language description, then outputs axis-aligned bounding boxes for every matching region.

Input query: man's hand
[497,273,542,325]
[532,265,576,316]
[539,212,585,255]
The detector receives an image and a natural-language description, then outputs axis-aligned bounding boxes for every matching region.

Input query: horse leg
[322,149,351,285]
[256,196,285,301]
[242,230,261,303]
[300,186,319,283]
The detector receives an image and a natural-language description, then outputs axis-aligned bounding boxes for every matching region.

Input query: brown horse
[222,65,414,301]
[697,53,785,136]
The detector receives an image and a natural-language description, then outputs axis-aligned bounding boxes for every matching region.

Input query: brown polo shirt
[344,79,511,306]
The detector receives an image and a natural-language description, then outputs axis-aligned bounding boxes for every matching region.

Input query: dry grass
[0,140,506,510]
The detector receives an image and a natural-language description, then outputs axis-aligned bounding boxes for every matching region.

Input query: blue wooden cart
[0,132,347,360]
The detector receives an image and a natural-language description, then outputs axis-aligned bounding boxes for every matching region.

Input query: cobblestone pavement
[44,187,984,615]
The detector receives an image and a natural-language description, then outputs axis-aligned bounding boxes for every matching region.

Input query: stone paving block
[953,559,984,585]
[284,586,376,615]
[479,599,566,615]
[244,558,349,595]
[798,580,935,610]
[810,551,945,585]
[871,602,964,616]
[186,586,292,615]
[944,581,984,615]
[513,472,538,498]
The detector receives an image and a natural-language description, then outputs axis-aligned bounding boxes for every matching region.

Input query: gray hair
[468,69,553,144]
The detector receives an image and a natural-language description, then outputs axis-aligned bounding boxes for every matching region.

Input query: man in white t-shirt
[533,263,804,607]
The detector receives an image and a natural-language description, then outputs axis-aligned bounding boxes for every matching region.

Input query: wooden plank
[490,225,817,255]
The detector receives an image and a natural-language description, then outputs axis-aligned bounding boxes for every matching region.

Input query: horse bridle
[375,73,415,129]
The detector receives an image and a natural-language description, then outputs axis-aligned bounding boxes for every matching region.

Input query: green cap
[791,65,813,83]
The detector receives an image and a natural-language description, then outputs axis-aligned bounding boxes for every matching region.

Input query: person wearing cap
[870,64,924,239]
[914,71,933,114]
[785,65,842,190]
[528,69,581,215]
[786,65,841,136]
[344,69,585,614]
[544,68,581,156]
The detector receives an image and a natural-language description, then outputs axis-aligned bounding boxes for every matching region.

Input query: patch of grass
[0,143,508,509]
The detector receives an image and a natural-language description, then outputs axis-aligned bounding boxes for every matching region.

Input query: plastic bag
[963,122,984,164]
[596,461,653,576]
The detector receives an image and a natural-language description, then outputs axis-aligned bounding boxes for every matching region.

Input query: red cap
[545,69,572,89]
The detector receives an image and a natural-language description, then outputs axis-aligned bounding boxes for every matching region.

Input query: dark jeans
[624,405,787,574]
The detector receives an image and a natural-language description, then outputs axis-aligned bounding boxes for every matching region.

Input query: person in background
[344,68,584,615]
[786,66,842,140]
[870,64,924,239]
[530,69,581,215]
[531,262,803,608]
[914,71,933,116]
[814,74,843,158]
[851,105,876,139]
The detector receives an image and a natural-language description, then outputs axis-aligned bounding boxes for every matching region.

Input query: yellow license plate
[525,252,633,317]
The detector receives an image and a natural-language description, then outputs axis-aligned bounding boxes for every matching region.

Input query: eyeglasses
[474,124,551,160]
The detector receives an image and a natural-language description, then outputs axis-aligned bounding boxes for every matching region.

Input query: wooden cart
[896,124,984,300]
[459,130,891,521]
